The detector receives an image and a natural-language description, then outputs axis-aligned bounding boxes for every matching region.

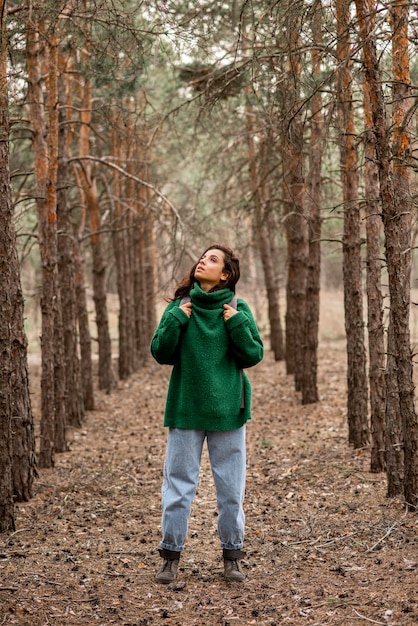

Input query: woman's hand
[223,303,238,321]
[180,302,192,318]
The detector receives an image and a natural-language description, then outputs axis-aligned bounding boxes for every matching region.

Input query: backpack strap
[180,295,238,308]
[229,295,238,309]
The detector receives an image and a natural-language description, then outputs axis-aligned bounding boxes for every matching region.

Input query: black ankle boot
[156,548,180,584]
[223,549,246,582]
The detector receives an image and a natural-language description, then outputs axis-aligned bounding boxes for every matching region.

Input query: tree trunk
[73,232,95,411]
[57,60,84,428]
[143,203,157,355]
[112,112,136,379]
[363,57,386,472]
[389,0,417,509]
[259,219,284,362]
[26,19,64,467]
[281,26,308,388]
[130,121,158,365]
[59,50,94,410]
[10,230,36,499]
[0,0,15,531]
[145,225,157,349]
[245,103,283,361]
[132,148,157,363]
[47,33,67,456]
[302,0,324,405]
[385,315,403,496]
[75,66,115,393]
[336,0,369,448]
[355,0,418,508]
[6,34,36,500]
[259,137,284,362]
[0,0,35,504]
[283,137,307,385]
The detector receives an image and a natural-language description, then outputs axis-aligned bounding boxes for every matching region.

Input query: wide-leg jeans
[160,426,246,552]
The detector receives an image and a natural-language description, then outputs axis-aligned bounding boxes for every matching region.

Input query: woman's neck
[198,281,219,293]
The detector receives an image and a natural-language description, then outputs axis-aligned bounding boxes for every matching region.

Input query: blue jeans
[160,426,246,552]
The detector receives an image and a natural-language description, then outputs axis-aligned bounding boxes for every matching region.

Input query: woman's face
[194,248,229,292]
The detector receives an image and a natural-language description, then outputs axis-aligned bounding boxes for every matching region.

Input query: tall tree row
[3,0,160,486]
[2,0,418,533]
[164,0,418,507]
[353,0,418,507]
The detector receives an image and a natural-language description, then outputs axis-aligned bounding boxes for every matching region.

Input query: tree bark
[281,28,307,386]
[131,136,153,363]
[388,0,417,508]
[302,0,324,405]
[26,18,64,467]
[57,58,84,428]
[128,110,157,365]
[362,53,386,473]
[336,0,369,448]
[73,232,95,411]
[246,106,283,361]
[385,315,403,496]
[74,65,115,394]
[47,33,67,456]
[112,111,136,379]
[355,0,418,508]
[0,0,15,531]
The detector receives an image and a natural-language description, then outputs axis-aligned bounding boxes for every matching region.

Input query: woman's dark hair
[173,243,240,300]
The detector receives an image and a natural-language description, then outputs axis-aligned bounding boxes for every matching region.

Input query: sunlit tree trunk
[389,0,417,508]
[302,0,324,404]
[26,18,66,466]
[362,30,386,472]
[355,0,418,508]
[336,0,369,448]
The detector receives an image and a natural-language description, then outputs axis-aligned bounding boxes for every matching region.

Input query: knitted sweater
[150,282,264,431]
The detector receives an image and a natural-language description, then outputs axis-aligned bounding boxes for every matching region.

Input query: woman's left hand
[223,304,238,321]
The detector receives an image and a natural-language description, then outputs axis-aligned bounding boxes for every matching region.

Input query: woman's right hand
[180,302,192,318]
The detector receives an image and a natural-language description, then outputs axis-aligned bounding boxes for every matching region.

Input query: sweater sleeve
[225,300,264,368]
[150,301,189,365]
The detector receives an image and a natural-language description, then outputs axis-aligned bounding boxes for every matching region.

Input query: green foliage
[7,0,418,294]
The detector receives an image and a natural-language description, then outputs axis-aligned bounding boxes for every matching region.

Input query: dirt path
[1,343,417,625]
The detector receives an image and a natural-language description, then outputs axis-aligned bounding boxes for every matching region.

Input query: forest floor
[1,334,418,625]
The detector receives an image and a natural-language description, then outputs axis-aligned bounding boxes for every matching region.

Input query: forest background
[1,0,418,562]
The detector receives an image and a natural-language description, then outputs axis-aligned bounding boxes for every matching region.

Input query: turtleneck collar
[189,282,235,309]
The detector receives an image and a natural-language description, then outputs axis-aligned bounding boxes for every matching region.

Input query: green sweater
[151,283,264,431]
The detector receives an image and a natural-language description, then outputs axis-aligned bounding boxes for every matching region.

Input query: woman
[150,243,263,583]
